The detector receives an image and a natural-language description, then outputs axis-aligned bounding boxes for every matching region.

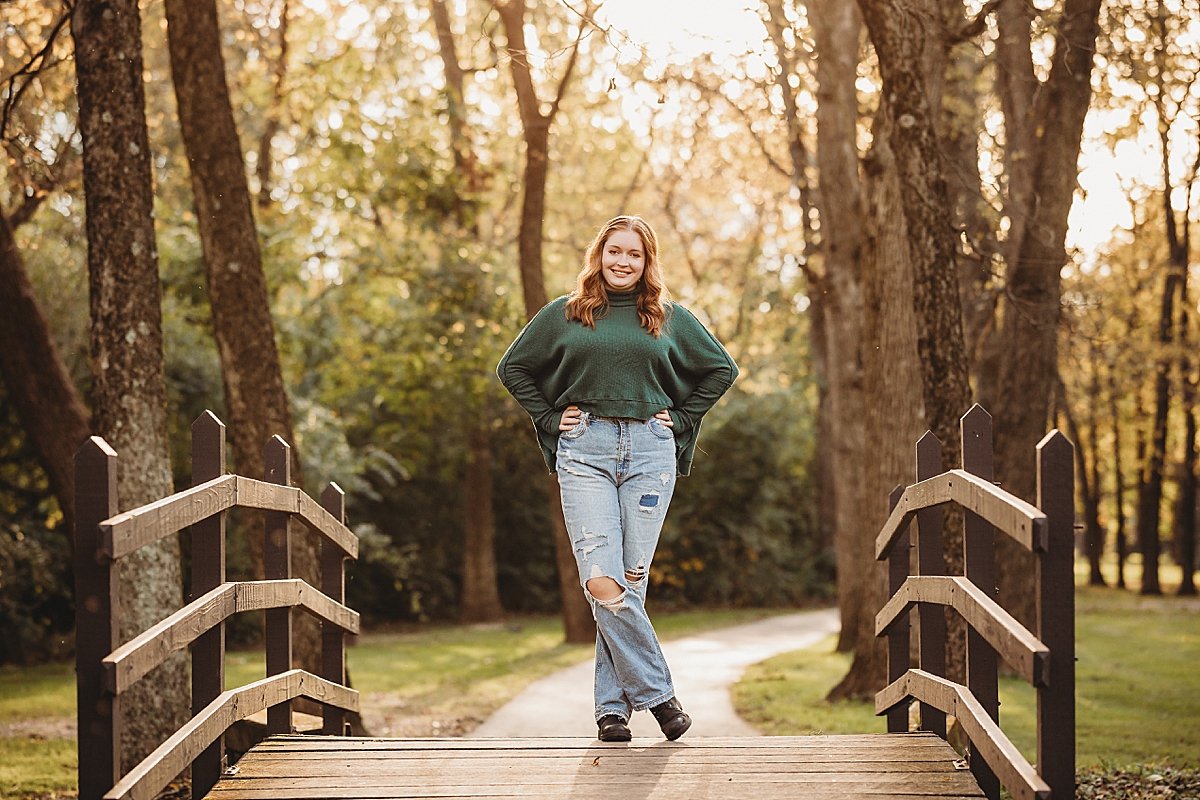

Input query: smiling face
[599,229,646,292]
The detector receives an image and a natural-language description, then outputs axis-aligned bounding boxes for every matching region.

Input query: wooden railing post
[191,412,227,796]
[264,435,293,734]
[74,437,121,800]
[961,405,999,800]
[320,483,349,736]
[914,432,946,738]
[885,485,910,733]
[1037,431,1075,799]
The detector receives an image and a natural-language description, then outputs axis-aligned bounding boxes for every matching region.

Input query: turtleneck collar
[605,288,640,307]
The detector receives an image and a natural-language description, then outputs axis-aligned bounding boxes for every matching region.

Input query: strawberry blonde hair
[565,215,671,337]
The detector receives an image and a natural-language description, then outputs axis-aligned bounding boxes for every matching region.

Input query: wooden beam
[885,485,910,733]
[875,670,1049,800]
[74,436,121,800]
[102,580,360,694]
[320,483,348,736]
[875,470,1047,560]
[98,475,356,563]
[914,433,946,738]
[875,576,1049,686]
[1036,430,1076,800]
[238,475,358,558]
[960,404,1000,800]
[103,670,358,800]
[190,410,226,798]
[100,474,236,560]
[264,436,293,736]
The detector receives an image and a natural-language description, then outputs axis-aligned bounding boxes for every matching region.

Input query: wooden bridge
[74,406,1074,800]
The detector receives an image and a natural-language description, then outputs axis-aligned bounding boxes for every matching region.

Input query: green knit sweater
[497,290,739,475]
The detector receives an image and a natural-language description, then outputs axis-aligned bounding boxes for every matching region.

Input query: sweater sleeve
[667,306,740,435]
[497,301,565,435]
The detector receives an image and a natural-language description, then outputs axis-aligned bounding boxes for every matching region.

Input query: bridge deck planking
[208,733,983,799]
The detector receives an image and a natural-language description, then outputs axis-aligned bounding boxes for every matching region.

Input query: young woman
[497,215,738,742]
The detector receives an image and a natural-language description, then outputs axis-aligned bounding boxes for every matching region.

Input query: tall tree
[0,207,90,532]
[430,0,504,623]
[760,0,848,638]
[491,0,595,643]
[71,0,188,769]
[846,0,972,695]
[801,0,870,663]
[163,0,331,709]
[980,0,1103,620]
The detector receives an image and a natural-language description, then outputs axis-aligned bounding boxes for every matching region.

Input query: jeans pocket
[560,411,589,440]
[647,417,674,440]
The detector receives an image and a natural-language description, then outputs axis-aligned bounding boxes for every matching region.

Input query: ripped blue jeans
[556,411,678,723]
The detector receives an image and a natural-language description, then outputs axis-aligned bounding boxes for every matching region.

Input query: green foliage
[655,386,835,606]
[0,394,73,666]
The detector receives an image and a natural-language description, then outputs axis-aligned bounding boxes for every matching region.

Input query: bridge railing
[873,405,1074,800]
[74,410,360,800]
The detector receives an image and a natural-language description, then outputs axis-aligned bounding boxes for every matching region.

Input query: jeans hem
[594,707,630,723]
[631,688,675,713]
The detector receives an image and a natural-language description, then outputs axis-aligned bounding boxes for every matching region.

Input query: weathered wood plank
[98,473,357,562]
[875,670,1049,800]
[229,760,964,777]
[216,773,983,787]
[102,580,360,694]
[914,433,946,738]
[208,733,983,799]
[231,748,958,763]
[960,405,1001,800]
[208,796,974,800]
[250,734,956,750]
[74,437,121,800]
[103,670,358,800]
[264,437,293,737]
[875,576,1048,686]
[874,470,1047,561]
[236,476,358,558]
[886,485,911,733]
[190,411,227,799]
[320,482,348,736]
[1035,431,1075,800]
[100,474,236,560]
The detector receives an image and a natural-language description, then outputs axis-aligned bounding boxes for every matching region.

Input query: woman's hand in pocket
[559,405,582,431]
[654,409,673,427]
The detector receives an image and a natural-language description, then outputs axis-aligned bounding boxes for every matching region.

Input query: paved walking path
[472,607,839,739]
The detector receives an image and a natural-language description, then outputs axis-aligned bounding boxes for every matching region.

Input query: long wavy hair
[565,215,671,337]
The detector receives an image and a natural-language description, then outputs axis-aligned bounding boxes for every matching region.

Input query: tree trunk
[1177,277,1197,596]
[431,0,505,624]
[460,425,503,621]
[1061,376,1104,585]
[71,0,188,769]
[829,96,925,700]
[164,0,329,707]
[807,0,868,659]
[984,0,1102,625]
[1110,378,1128,589]
[763,0,849,633]
[0,210,91,532]
[494,0,594,643]
[856,0,971,688]
[255,0,290,208]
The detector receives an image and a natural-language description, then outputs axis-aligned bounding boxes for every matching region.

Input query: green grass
[0,737,75,796]
[0,661,76,723]
[733,571,1200,769]
[1,607,784,798]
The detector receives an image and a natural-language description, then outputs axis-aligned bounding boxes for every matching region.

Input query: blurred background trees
[0,0,1197,711]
